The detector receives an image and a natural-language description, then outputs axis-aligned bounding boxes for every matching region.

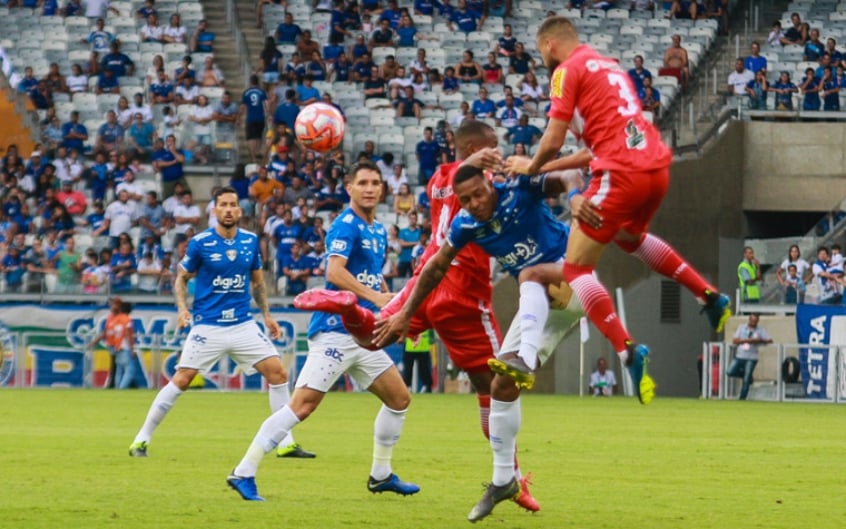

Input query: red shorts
[581,167,670,244]
[381,277,502,373]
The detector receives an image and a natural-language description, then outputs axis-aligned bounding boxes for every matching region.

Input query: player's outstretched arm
[507,117,570,175]
[251,269,280,339]
[372,243,458,348]
[174,266,196,329]
[539,147,592,174]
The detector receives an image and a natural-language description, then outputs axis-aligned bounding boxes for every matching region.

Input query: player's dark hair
[452,164,484,187]
[350,160,381,182]
[213,186,239,201]
[121,301,133,314]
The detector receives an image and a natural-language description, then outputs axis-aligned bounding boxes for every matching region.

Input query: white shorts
[499,295,584,367]
[177,321,278,376]
[298,332,395,393]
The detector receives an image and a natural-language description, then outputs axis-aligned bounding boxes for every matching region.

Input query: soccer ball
[295,102,345,153]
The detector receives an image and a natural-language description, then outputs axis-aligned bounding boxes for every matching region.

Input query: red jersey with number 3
[548,44,672,173]
[412,161,492,299]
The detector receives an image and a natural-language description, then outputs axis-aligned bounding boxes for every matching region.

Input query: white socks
[133,381,183,444]
[490,398,521,486]
[268,382,296,447]
[517,281,548,370]
[371,404,407,481]
[233,405,301,478]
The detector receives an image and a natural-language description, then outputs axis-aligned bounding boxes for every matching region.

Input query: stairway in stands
[201,0,267,164]
[0,86,36,154]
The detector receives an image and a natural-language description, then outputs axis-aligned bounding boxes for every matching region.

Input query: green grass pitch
[1,390,845,529]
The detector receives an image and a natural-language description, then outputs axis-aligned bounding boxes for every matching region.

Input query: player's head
[536,16,579,71]
[453,165,496,222]
[347,160,383,212]
[455,120,497,159]
[213,185,242,229]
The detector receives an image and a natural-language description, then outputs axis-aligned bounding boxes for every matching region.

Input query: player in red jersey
[502,16,732,404]
[296,121,540,512]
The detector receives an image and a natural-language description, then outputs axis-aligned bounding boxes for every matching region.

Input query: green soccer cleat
[701,292,732,333]
[128,441,148,457]
[467,479,521,523]
[626,343,655,405]
[488,355,535,390]
[276,442,317,458]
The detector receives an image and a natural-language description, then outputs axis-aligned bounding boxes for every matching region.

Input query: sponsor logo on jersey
[226,249,238,261]
[324,347,344,361]
[330,239,347,252]
[191,333,207,344]
[212,274,246,290]
[355,271,383,289]
[362,239,371,250]
[210,253,222,262]
[586,58,622,73]
[497,237,539,268]
[431,184,453,199]
[203,241,217,246]
[551,67,566,98]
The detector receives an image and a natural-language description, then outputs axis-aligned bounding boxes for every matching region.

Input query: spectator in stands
[136,249,162,292]
[249,165,283,215]
[280,242,312,296]
[272,209,301,268]
[198,56,225,88]
[101,42,135,79]
[109,239,137,292]
[727,58,754,96]
[144,55,165,86]
[276,12,302,44]
[395,85,423,119]
[130,93,153,123]
[483,52,504,85]
[259,36,283,89]
[67,64,89,94]
[152,135,186,198]
[306,51,328,82]
[371,18,395,48]
[776,244,810,289]
[135,0,156,19]
[379,0,402,28]
[141,13,165,43]
[42,117,64,155]
[456,50,483,85]
[163,13,187,44]
[381,55,400,81]
[767,20,784,48]
[397,211,420,277]
[812,246,842,304]
[782,263,805,304]
[640,77,661,115]
[837,65,846,89]
[95,68,120,95]
[628,55,652,94]
[81,18,114,54]
[415,127,440,185]
[174,56,196,83]
[191,19,216,53]
[393,182,415,217]
[815,53,832,81]
[96,110,124,154]
[283,175,314,206]
[745,69,768,110]
[295,74,320,106]
[175,76,200,106]
[804,28,824,61]
[148,70,174,104]
[241,75,268,162]
[350,33,371,62]
[506,113,542,146]
[61,111,88,154]
[448,0,484,33]
[85,0,119,18]
[17,67,39,95]
[496,23,517,57]
[139,191,167,242]
[273,89,300,130]
[508,43,536,75]
[102,189,137,248]
[172,190,201,244]
[63,0,84,16]
[185,95,215,164]
[800,67,821,110]
[769,71,798,110]
[43,63,69,95]
[518,71,546,110]
[470,86,495,118]
[661,34,690,89]
[781,13,804,46]
[284,51,306,84]
[297,30,321,61]
[409,49,430,80]
[126,113,157,159]
[825,38,843,66]
[54,235,82,293]
[386,66,411,99]
[212,91,239,142]
[821,67,840,111]
[29,80,53,110]
[496,94,521,128]
[737,246,762,303]
[331,52,353,83]
[728,313,772,400]
[363,66,387,100]
[0,244,25,292]
[744,42,766,74]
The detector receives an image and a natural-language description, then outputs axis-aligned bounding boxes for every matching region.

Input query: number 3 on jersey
[607,72,639,117]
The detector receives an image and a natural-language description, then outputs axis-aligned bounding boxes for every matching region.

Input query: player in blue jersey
[240,74,269,162]
[128,187,313,459]
[374,160,597,522]
[227,161,419,502]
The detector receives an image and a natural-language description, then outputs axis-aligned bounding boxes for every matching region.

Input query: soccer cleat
[276,442,317,458]
[625,343,655,405]
[367,473,420,496]
[467,478,521,523]
[227,473,265,501]
[293,289,357,313]
[128,441,147,457]
[513,473,540,512]
[701,292,732,333]
[488,355,535,390]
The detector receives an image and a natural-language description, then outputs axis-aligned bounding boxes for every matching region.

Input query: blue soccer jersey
[180,228,262,326]
[308,208,387,338]
[447,175,569,276]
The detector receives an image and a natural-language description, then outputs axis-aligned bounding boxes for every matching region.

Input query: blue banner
[795,304,846,399]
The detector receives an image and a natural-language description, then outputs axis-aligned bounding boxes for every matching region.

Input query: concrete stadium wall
[742,122,846,212]
[492,121,749,396]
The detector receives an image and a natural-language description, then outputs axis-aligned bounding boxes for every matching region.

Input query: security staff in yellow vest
[402,330,434,393]
[738,246,762,303]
